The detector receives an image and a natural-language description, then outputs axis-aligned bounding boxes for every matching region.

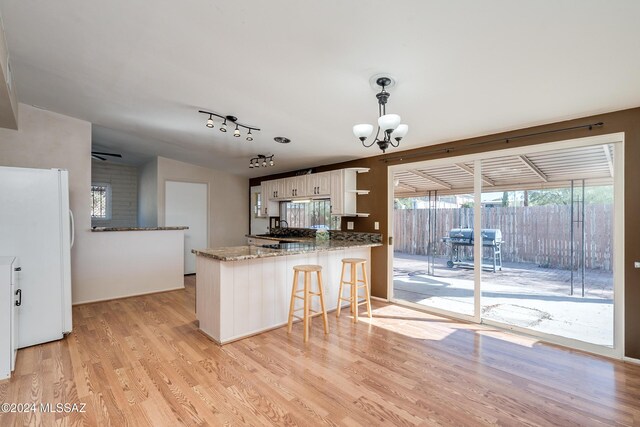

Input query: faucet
[279,220,289,229]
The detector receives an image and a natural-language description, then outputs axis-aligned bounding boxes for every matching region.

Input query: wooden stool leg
[362,262,372,318]
[351,263,358,323]
[303,272,310,342]
[336,261,346,318]
[317,270,329,334]
[287,270,299,333]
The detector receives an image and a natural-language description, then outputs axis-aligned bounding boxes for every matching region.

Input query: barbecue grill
[442,228,503,272]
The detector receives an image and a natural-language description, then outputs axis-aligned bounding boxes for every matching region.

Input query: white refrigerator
[0,167,73,348]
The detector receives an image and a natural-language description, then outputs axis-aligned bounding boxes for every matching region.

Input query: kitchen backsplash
[269,227,318,238]
[328,230,382,243]
[269,227,382,243]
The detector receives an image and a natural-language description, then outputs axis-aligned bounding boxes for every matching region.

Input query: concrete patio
[393,252,614,346]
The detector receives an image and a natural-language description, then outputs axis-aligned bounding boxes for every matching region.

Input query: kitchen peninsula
[193,231,382,344]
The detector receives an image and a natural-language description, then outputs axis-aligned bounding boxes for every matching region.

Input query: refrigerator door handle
[69,209,75,248]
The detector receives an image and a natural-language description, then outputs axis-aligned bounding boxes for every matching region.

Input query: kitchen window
[280,199,331,229]
[91,183,111,219]
[254,191,262,217]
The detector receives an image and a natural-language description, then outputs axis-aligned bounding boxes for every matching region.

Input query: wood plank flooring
[1,275,640,426]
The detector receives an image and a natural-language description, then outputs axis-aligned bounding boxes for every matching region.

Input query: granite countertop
[193,240,382,261]
[91,226,189,232]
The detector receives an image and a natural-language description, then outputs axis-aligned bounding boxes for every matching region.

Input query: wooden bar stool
[287,265,329,342]
[336,258,372,323]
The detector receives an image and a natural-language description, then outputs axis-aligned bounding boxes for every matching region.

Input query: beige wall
[137,158,158,227]
[156,156,249,247]
[0,103,92,300]
[0,14,18,130]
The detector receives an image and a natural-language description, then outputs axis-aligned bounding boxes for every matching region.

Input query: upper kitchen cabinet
[263,179,285,200]
[285,176,307,198]
[260,180,280,216]
[330,168,369,216]
[307,172,330,197]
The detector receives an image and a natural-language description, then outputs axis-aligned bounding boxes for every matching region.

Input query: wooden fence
[393,205,613,271]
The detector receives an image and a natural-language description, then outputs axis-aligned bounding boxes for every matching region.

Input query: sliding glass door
[393,188,476,318]
[390,135,623,356]
[479,145,616,347]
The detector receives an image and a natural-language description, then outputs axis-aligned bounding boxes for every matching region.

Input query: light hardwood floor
[1,275,639,426]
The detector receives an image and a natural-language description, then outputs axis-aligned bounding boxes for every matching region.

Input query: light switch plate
[347,221,354,230]
[374,221,379,230]
[635,261,640,269]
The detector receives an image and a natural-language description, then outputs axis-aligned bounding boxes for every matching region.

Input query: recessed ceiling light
[274,137,291,144]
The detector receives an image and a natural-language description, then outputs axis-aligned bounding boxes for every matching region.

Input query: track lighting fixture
[249,154,275,169]
[198,110,260,141]
[353,76,408,153]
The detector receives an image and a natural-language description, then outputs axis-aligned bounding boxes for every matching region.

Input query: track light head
[233,125,241,137]
[220,120,227,132]
[249,154,274,168]
[206,114,214,128]
[246,130,253,141]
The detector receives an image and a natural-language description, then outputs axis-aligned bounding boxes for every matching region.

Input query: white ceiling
[1,0,639,176]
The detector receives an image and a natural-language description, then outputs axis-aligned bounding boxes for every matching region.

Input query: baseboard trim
[72,286,185,306]
[370,296,389,302]
[623,356,640,365]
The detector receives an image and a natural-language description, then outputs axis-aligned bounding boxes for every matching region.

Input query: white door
[165,181,208,274]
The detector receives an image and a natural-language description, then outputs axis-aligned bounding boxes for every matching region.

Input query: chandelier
[352,76,408,153]
[249,154,275,169]
[198,110,260,141]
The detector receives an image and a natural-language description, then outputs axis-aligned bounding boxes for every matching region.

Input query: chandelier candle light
[249,154,275,169]
[198,110,260,141]
[353,76,408,153]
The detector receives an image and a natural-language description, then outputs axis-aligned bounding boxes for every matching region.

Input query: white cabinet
[260,181,271,216]
[263,179,285,200]
[260,181,280,217]
[285,176,307,198]
[330,168,370,216]
[0,256,19,380]
[307,172,331,197]
[261,169,368,216]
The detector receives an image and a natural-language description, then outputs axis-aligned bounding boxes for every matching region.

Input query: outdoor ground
[393,252,614,346]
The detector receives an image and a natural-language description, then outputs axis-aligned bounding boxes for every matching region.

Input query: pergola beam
[396,182,418,192]
[408,169,452,189]
[518,155,548,182]
[455,163,495,186]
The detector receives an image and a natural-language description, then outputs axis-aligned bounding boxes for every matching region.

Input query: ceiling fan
[91,151,123,161]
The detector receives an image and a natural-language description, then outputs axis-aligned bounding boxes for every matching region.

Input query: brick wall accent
[91,160,138,227]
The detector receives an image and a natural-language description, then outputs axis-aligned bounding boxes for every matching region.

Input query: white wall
[72,230,184,303]
[91,159,138,227]
[156,156,249,247]
[137,158,158,227]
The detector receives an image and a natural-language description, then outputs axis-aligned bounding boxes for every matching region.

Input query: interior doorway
[165,181,208,274]
[388,134,624,357]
